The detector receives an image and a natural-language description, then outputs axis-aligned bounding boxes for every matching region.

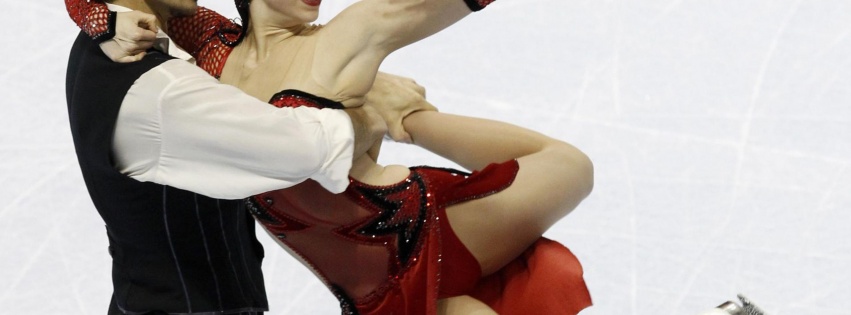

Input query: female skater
[66,0,594,313]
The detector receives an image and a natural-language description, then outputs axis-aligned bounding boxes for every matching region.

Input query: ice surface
[1,0,849,314]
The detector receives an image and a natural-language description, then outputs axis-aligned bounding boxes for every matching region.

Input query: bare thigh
[437,295,497,315]
[445,151,591,275]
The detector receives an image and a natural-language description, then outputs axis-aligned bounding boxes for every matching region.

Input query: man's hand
[344,105,388,161]
[99,11,158,62]
[365,72,437,143]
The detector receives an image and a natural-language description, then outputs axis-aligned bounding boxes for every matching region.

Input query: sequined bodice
[246,171,431,303]
[246,158,517,307]
[251,90,426,301]
[246,90,518,306]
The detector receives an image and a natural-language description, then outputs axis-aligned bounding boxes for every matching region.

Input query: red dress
[66,3,592,314]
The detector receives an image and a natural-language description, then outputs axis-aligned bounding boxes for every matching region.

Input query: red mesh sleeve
[462,0,496,11]
[168,6,242,78]
[65,0,115,42]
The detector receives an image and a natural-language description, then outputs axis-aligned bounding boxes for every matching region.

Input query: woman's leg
[403,111,593,275]
[438,295,498,315]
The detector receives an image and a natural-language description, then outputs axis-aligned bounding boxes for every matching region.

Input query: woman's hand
[344,104,388,162]
[98,11,158,62]
[365,72,437,143]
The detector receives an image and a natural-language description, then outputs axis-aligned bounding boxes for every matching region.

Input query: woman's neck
[244,0,312,64]
[242,23,307,64]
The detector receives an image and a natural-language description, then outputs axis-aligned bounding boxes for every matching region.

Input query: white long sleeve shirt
[108,4,354,199]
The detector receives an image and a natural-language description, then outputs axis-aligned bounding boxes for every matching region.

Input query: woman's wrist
[91,11,118,43]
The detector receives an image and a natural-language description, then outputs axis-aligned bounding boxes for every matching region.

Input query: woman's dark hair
[236,0,252,45]
[222,0,251,47]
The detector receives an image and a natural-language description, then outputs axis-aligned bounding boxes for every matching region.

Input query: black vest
[66,32,268,314]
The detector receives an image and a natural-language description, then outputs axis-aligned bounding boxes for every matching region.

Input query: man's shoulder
[149,57,220,86]
[66,34,179,105]
[69,36,174,74]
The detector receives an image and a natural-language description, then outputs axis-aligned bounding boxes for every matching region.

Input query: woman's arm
[312,0,498,100]
[402,111,588,173]
[167,7,241,59]
[327,0,498,53]
[167,7,242,77]
[65,0,158,62]
[65,0,114,41]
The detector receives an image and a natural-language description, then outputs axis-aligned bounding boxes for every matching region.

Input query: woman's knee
[565,143,594,187]
[548,142,594,200]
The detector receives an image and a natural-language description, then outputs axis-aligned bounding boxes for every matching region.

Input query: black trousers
[108,296,266,315]
[108,296,167,315]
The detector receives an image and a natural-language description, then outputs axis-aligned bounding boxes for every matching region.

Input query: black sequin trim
[331,284,360,315]
[92,11,117,44]
[352,173,429,266]
[269,89,346,110]
[244,197,279,224]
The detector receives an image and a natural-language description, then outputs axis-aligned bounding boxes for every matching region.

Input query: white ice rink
[2,0,850,314]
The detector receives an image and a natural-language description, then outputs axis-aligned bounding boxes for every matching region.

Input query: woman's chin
[301,0,322,7]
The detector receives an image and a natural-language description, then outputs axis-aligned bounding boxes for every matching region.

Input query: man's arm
[115,60,381,198]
